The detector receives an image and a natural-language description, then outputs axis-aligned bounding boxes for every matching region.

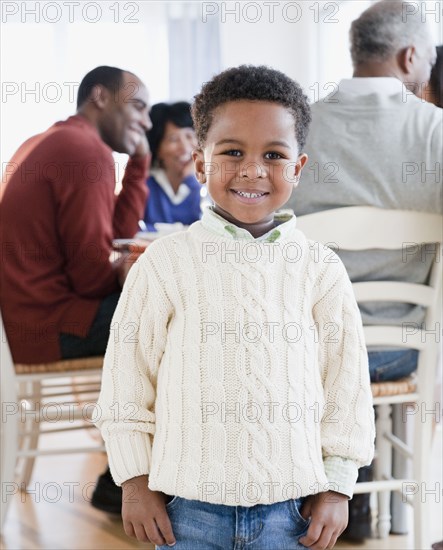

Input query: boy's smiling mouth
[231,189,269,202]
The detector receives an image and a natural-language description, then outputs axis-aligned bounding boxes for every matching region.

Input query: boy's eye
[265,152,284,160]
[222,149,242,157]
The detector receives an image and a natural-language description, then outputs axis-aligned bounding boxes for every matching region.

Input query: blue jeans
[156,496,310,550]
[368,349,418,382]
[59,292,120,359]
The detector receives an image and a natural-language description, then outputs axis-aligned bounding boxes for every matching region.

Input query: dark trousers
[59,292,120,359]
[368,349,418,382]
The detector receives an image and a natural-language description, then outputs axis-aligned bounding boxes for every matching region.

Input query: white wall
[0,2,169,166]
[217,0,371,101]
[218,0,442,101]
[217,2,320,93]
[2,0,442,166]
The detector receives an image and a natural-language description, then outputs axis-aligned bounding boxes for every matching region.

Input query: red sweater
[0,115,148,363]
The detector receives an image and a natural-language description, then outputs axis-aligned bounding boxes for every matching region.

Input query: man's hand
[131,132,150,158]
[122,475,176,547]
[298,491,348,550]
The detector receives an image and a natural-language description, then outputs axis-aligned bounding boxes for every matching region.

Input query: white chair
[296,206,442,550]
[0,312,105,527]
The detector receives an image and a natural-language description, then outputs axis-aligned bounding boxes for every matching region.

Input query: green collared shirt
[201,206,296,243]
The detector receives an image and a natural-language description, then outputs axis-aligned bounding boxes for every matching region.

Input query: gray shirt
[286,78,442,326]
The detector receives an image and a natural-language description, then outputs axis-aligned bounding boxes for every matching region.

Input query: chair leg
[412,400,434,550]
[0,376,20,527]
[0,421,19,528]
[391,403,409,534]
[374,403,392,538]
[17,381,41,489]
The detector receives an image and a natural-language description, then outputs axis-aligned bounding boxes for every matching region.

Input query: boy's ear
[292,153,308,188]
[192,149,207,184]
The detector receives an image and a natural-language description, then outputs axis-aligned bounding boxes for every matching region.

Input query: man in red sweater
[0,65,151,512]
[1,66,150,362]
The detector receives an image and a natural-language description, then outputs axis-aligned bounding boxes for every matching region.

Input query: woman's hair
[350,1,431,67]
[191,65,311,150]
[147,102,194,165]
[428,45,443,108]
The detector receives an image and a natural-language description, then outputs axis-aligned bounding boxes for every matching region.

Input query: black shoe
[91,467,122,515]
[339,519,371,544]
[340,465,373,544]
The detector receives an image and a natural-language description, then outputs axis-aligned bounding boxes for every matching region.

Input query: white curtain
[167,2,221,101]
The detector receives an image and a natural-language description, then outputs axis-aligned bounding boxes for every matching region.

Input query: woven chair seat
[371,375,417,398]
[15,356,104,375]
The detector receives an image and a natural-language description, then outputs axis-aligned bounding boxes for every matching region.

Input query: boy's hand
[121,475,176,547]
[298,490,348,550]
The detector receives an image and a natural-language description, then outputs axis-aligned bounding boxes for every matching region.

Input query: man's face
[99,72,151,155]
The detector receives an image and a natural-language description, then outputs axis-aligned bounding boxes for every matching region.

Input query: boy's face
[193,100,307,230]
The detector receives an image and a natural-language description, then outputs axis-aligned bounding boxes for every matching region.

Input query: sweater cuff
[105,432,152,486]
[323,456,359,499]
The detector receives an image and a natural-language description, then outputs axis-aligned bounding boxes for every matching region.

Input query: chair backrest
[296,207,442,401]
[295,207,442,251]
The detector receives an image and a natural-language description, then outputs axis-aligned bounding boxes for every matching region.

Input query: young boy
[95,65,375,550]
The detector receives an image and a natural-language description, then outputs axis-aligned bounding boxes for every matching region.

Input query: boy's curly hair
[191,65,311,151]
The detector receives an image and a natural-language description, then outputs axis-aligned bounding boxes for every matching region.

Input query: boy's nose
[240,162,267,179]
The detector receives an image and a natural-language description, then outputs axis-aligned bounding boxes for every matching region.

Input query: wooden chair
[0,312,105,527]
[296,206,442,550]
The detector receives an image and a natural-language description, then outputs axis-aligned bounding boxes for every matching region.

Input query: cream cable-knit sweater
[96,211,375,506]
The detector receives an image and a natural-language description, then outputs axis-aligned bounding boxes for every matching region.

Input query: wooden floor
[1,425,442,550]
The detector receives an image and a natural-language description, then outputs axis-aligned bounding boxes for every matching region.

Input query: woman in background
[420,45,442,108]
[143,101,202,230]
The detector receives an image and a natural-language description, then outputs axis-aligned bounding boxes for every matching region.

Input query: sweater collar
[62,114,113,152]
[69,113,100,132]
[201,206,296,243]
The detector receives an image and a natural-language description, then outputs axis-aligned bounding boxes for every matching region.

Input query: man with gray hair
[285,0,442,542]
[350,0,436,95]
